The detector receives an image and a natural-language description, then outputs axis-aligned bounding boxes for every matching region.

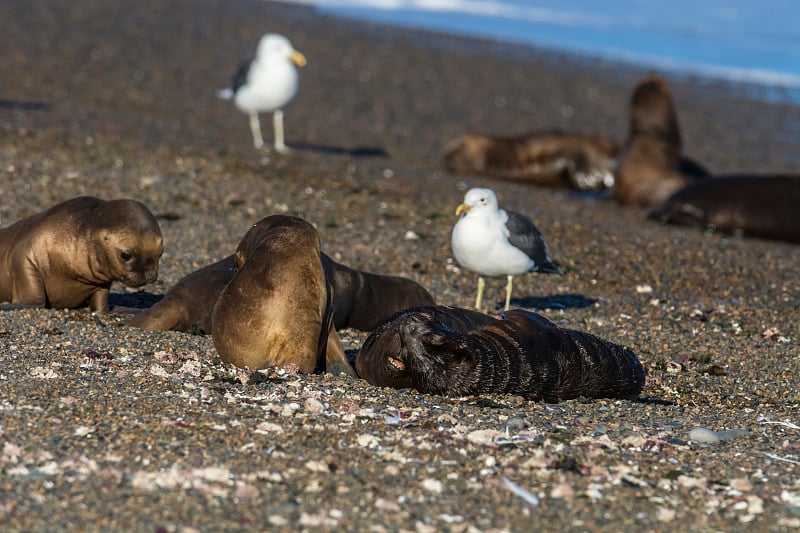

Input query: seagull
[451,187,562,311]
[218,33,306,152]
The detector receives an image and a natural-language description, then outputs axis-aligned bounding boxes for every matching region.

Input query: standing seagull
[451,187,562,311]
[218,33,306,152]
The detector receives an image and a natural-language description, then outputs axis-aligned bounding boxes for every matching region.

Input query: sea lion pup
[321,254,435,331]
[0,196,163,312]
[613,74,710,209]
[211,215,353,375]
[123,255,236,333]
[648,175,800,244]
[443,131,618,191]
[356,306,645,402]
[124,253,434,334]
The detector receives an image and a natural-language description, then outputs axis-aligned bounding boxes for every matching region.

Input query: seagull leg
[249,112,264,149]
[273,109,290,153]
[475,276,486,310]
[504,275,514,311]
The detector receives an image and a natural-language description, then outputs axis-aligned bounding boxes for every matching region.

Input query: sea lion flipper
[89,288,110,312]
[122,300,183,331]
[324,324,355,377]
[10,253,47,307]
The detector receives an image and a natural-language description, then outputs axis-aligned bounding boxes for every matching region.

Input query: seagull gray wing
[230,59,252,94]
[505,210,562,274]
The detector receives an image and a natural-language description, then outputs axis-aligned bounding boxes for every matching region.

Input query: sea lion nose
[145,269,158,282]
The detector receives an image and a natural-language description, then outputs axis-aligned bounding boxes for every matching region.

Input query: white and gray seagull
[218,33,306,152]
[451,187,562,311]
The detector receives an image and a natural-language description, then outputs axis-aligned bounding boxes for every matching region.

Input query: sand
[1,0,799,531]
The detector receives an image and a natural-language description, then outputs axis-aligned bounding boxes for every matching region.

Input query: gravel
[1,0,799,531]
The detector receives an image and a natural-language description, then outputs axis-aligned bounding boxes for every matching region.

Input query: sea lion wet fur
[356,306,645,402]
[211,215,352,375]
[125,253,434,334]
[613,75,710,209]
[0,196,163,311]
[443,131,618,191]
[648,174,800,243]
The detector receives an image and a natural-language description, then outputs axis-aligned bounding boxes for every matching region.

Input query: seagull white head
[255,33,307,68]
[455,187,500,216]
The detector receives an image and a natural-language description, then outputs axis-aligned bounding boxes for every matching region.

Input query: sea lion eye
[119,251,133,262]
[387,356,405,371]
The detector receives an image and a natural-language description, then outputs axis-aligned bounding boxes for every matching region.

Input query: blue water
[283,0,800,101]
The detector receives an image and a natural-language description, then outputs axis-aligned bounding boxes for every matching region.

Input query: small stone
[688,428,721,443]
[420,478,443,494]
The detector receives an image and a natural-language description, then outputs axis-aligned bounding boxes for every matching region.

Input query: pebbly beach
[1,0,800,531]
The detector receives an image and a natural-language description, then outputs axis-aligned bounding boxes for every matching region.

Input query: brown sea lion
[648,175,800,243]
[122,255,236,333]
[356,306,645,402]
[443,131,619,191]
[613,75,710,209]
[0,196,163,312]
[125,253,434,334]
[211,215,353,375]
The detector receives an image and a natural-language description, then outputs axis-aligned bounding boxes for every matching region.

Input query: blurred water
[283,0,800,102]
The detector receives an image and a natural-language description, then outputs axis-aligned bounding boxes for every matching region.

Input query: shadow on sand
[0,99,49,111]
[508,293,597,310]
[289,141,389,158]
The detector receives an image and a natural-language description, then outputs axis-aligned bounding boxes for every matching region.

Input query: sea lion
[125,253,434,334]
[321,254,435,331]
[122,255,236,333]
[613,75,710,209]
[648,174,800,243]
[443,131,619,191]
[0,196,163,311]
[211,215,353,375]
[356,306,645,402]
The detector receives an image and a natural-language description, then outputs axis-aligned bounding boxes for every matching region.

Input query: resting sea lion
[356,306,645,402]
[123,255,236,333]
[0,196,163,311]
[211,215,353,375]
[648,175,800,244]
[321,254,435,331]
[613,75,710,209]
[443,131,619,191]
[125,254,434,334]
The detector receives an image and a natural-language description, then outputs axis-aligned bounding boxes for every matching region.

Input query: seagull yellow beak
[290,50,307,67]
[455,203,472,216]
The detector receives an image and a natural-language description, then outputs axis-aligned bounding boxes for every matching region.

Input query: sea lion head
[629,74,681,147]
[357,310,476,395]
[442,134,494,175]
[233,215,321,268]
[94,199,163,287]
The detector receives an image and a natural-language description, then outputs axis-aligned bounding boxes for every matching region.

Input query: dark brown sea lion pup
[613,75,710,209]
[0,196,163,312]
[356,306,645,402]
[124,253,434,334]
[211,215,354,375]
[443,131,619,191]
[648,175,800,244]
[321,254,435,331]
